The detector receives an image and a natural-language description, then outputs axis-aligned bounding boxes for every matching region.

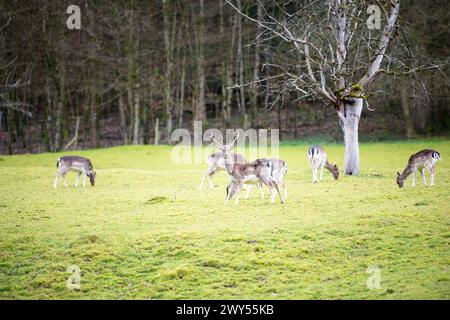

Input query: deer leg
[208,171,216,190]
[82,169,87,188]
[54,173,60,189]
[258,182,265,199]
[273,182,284,204]
[268,182,284,204]
[421,169,427,186]
[198,173,207,190]
[224,182,235,206]
[244,184,252,199]
[75,172,81,187]
[270,186,276,204]
[234,182,243,206]
[261,177,284,204]
[55,167,69,189]
[411,169,416,188]
[199,166,214,190]
[430,167,435,186]
[313,163,319,183]
[320,162,324,181]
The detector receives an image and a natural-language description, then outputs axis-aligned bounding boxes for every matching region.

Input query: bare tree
[225,0,438,175]
[163,0,174,137]
[194,0,206,122]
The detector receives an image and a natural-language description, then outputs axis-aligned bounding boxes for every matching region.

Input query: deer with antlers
[211,132,284,206]
[198,152,246,191]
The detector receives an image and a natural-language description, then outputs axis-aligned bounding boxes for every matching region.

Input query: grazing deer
[245,158,288,201]
[308,146,339,183]
[396,149,441,188]
[211,132,284,206]
[54,156,96,189]
[198,152,246,190]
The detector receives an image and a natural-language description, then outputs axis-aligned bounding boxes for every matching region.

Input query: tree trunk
[277,103,282,141]
[118,94,128,144]
[236,0,245,114]
[196,0,206,122]
[163,0,173,137]
[225,13,238,125]
[54,99,64,150]
[219,0,227,127]
[54,62,65,151]
[154,117,159,145]
[338,98,363,175]
[90,96,98,148]
[133,86,140,144]
[400,81,416,138]
[250,2,262,127]
[179,52,186,128]
[142,96,149,144]
[6,108,14,154]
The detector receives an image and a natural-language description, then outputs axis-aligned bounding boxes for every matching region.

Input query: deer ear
[397,171,400,177]
[334,165,338,170]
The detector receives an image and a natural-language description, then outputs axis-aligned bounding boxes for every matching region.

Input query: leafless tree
[226,0,441,175]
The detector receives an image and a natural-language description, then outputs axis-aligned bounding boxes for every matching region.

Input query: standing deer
[211,132,284,205]
[396,149,441,188]
[54,156,96,189]
[244,158,288,201]
[198,152,246,190]
[308,146,339,183]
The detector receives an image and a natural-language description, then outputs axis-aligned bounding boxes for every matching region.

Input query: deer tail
[267,160,275,177]
[56,158,61,168]
[282,161,288,173]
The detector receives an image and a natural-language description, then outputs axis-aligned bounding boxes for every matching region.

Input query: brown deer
[54,156,96,189]
[198,152,246,190]
[245,158,288,202]
[396,149,441,188]
[307,145,339,183]
[211,132,284,206]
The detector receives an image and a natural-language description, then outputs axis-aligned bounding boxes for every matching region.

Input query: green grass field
[0,140,449,299]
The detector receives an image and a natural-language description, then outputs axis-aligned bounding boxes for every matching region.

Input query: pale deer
[244,158,288,201]
[396,149,441,188]
[211,132,284,206]
[198,152,246,190]
[54,156,96,189]
[308,146,339,183]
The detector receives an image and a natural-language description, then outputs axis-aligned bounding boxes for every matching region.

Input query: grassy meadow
[0,140,449,299]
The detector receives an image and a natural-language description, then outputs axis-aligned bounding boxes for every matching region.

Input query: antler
[229,131,240,146]
[210,135,223,148]
[211,131,239,150]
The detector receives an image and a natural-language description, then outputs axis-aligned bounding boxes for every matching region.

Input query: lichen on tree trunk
[338,98,363,176]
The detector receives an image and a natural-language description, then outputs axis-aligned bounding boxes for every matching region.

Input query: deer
[198,152,246,190]
[211,132,284,206]
[54,156,96,189]
[396,149,441,188]
[244,158,288,201]
[308,145,339,183]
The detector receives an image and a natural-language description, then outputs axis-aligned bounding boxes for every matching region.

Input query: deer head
[88,171,96,186]
[396,171,404,188]
[331,164,339,180]
[211,131,240,163]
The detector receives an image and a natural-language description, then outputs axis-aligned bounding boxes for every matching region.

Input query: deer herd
[53,131,442,206]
